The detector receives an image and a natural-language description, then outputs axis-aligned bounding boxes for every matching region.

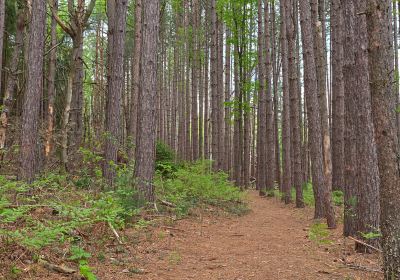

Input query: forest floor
[20,191,382,280]
[95,191,382,280]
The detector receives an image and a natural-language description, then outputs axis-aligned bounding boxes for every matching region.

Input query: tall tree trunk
[129,0,142,154]
[217,18,225,170]
[280,0,292,203]
[20,0,46,182]
[341,0,358,237]
[134,0,160,203]
[299,0,336,228]
[286,0,303,207]
[0,7,25,150]
[353,0,381,252]
[104,0,128,184]
[224,28,232,172]
[366,0,400,276]
[257,0,267,194]
[211,0,219,168]
[331,0,345,191]
[265,0,275,194]
[0,0,4,98]
[311,0,333,201]
[45,0,58,159]
[191,0,199,161]
[271,0,281,190]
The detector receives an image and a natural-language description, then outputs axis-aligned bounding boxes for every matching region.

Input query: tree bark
[341,0,358,237]
[286,0,303,207]
[299,0,336,228]
[331,0,345,191]
[134,0,160,203]
[20,0,46,182]
[129,0,142,154]
[280,0,292,203]
[366,0,400,276]
[0,0,4,97]
[0,7,25,150]
[104,0,128,184]
[257,0,267,194]
[353,0,381,252]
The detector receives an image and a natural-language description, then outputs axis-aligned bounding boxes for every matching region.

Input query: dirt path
[96,191,381,280]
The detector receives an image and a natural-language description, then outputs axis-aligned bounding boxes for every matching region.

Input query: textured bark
[271,0,281,190]
[233,41,242,187]
[264,0,275,193]
[217,18,225,170]
[311,0,333,202]
[224,28,232,173]
[353,0,381,252]
[394,0,400,147]
[0,8,25,150]
[20,0,46,182]
[204,39,210,160]
[341,0,358,237]
[256,0,267,194]
[0,0,4,97]
[286,0,303,207]
[299,0,336,228]
[210,0,219,169]
[280,0,292,204]
[191,0,199,161]
[366,0,400,276]
[129,0,142,153]
[104,0,128,184]
[331,0,345,191]
[134,0,160,203]
[45,0,58,159]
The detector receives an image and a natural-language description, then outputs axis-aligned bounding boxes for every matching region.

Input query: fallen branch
[39,259,76,274]
[161,226,185,232]
[158,199,176,208]
[348,236,382,253]
[108,222,124,245]
[344,263,382,273]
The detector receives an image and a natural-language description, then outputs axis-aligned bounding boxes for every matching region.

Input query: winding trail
[97,191,381,280]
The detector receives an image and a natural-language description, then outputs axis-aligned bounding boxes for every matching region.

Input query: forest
[0,0,399,279]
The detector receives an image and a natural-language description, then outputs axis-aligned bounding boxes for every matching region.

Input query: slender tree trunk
[45,0,58,159]
[271,0,281,190]
[367,0,400,275]
[224,28,232,172]
[342,0,358,237]
[0,0,4,96]
[20,0,46,182]
[286,0,303,207]
[129,0,142,154]
[281,0,292,203]
[353,0,381,251]
[0,8,25,150]
[191,0,199,161]
[311,0,333,200]
[134,0,160,203]
[211,0,218,168]
[257,0,267,194]
[217,18,225,170]
[104,0,128,184]
[204,40,210,160]
[331,0,345,191]
[299,0,336,228]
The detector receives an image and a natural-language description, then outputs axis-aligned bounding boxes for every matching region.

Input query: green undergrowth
[270,182,343,207]
[308,222,334,245]
[155,160,248,217]
[0,144,247,279]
